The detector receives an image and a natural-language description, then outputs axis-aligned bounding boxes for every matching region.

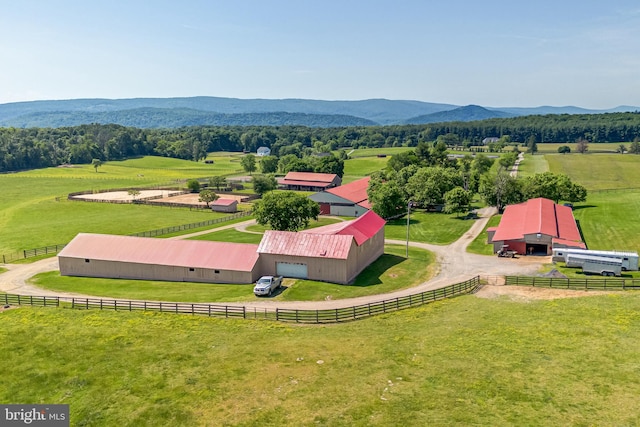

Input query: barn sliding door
[276,262,308,279]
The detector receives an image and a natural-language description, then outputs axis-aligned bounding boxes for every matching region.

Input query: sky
[1,0,639,108]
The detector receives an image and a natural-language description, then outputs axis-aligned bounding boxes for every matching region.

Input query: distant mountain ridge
[0,96,637,128]
[404,105,515,124]
[1,107,378,128]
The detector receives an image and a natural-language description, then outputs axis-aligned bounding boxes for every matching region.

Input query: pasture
[517,153,549,176]
[0,155,244,254]
[3,293,640,426]
[535,142,630,154]
[546,153,640,190]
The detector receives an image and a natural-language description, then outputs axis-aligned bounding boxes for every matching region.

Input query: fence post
[276,308,279,321]
[71,298,74,309]
[335,309,338,322]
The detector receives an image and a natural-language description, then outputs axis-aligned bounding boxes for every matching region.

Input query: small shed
[211,198,238,213]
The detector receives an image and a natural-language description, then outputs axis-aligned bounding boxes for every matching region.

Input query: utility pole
[406,200,412,258]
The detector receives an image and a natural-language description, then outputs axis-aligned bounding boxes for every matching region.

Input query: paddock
[72,190,181,201]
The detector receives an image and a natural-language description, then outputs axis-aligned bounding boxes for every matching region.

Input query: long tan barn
[59,210,386,285]
[58,234,261,284]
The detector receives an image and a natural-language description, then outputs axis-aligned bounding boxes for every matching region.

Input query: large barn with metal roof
[309,176,372,217]
[487,197,585,255]
[58,210,386,285]
[278,171,342,192]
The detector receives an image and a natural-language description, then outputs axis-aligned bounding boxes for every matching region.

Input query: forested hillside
[1,111,640,172]
[0,108,377,129]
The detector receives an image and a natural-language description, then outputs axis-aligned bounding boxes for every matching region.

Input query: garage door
[276,262,308,279]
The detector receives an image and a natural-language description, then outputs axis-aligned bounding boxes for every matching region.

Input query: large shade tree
[254,192,320,231]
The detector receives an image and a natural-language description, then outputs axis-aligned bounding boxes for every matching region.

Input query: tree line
[1,112,640,172]
[366,142,587,218]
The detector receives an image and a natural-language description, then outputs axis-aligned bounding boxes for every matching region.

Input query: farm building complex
[59,210,385,285]
[309,176,372,217]
[278,172,342,192]
[487,198,585,255]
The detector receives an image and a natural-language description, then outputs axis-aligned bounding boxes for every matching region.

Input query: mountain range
[0,96,637,128]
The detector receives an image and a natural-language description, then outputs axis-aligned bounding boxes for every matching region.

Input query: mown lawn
[244,216,343,233]
[572,190,640,253]
[31,245,435,302]
[385,210,476,245]
[517,153,549,176]
[280,245,435,301]
[467,215,502,255]
[3,293,640,426]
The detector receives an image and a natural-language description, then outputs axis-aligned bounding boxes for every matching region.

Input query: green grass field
[466,215,501,255]
[342,156,388,182]
[0,155,245,254]
[31,245,435,302]
[546,153,640,190]
[385,210,476,245]
[3,293,640,426]
[517,153,549,176]
[572,190,640,253]
[535,142,631,154]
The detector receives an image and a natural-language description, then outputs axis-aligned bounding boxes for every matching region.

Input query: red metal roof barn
[309,176,371,216]
[488,198,585,255]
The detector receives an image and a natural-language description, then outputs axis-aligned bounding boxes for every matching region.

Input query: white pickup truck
[253,276,283,296]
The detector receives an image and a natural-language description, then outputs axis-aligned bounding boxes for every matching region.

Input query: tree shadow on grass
[350,254,406,288]
[572,205,597,211]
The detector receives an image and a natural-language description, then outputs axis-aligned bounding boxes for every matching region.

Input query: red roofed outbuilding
[58,234,261,284]
[309,176,371,217]
[211,198,238,213]
[278,172,342,192]
[489,198,585,255]
[257,210,385,284]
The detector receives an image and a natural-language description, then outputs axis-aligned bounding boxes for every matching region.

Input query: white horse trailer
[553,248,638,271]
[581,256,623,277]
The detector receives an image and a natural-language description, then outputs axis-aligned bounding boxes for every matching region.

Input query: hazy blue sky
[1,1,638,108]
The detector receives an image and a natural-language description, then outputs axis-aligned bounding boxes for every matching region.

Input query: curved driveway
[0,209,547,310]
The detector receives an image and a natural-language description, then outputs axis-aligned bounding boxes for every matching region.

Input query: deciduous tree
[241,154,257,175]
[252,174,278,195]
[259,155,279,174]
[367,180,406,219]
[186,179,200,193]
[91,158,103,172]
[576,138,589,154]
[254,192,320,231]
[444,187,472,216]
[198,189,219,207]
